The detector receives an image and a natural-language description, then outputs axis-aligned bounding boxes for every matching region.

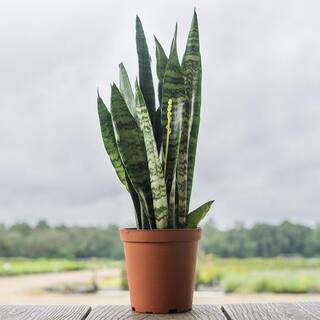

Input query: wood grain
[296,302,320,319]
[86,305,226,320]
[1,302,319,320]
[222,302,320,320]
[0,305,91,320]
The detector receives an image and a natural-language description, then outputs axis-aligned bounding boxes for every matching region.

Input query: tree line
[0,220,319,259]
[202,220,320,258]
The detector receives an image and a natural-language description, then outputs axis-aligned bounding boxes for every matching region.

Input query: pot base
[131,306,192,314]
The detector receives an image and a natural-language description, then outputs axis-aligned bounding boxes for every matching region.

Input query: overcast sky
[0,0,319,227]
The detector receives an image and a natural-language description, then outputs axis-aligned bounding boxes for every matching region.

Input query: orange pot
[120,228,201,314]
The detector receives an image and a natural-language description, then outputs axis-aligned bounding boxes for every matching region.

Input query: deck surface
[0,303,319,319]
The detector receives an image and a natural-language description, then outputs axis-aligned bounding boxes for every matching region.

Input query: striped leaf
[135,81,168,229]
[161,25,184,225]
[176,97,190,226]
[186,200,214,228]
[97,94,142,228]
[182,10,202,213]
[110,83,155,229]
[136,15,156,127]
[154,106,162,153]
[97,93,128,190]
[168,174,177,228]
[154,38,168,152]
[128,183,142,229]
[154,36,168,105]
[119,63,136,119]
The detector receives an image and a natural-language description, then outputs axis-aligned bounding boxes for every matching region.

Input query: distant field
[197,255,320,294]
[0,258,122,276]
[1,256,320,294]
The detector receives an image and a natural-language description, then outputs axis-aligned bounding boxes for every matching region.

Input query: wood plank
[297,302,320,319]
[222,302,320,320]
[0,305,91,320]
[86,305,226,319]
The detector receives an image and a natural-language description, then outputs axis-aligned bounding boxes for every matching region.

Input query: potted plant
[97,10,214,314]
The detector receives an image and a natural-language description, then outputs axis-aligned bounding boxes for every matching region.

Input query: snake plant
[97,11,214,229]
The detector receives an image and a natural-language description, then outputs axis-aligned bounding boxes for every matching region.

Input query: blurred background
[0,0,319,304]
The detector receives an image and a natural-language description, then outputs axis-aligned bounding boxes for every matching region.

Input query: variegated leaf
[97,94,142,228]
[154,106,162,153]
[154,36,168,105]
[119,63,136,119]
[135,81,168,229]
[110,83,155,229]
[154,38,168,152]
[168,174,177,228]
[128,182,142,229]
[176,94,191,226]
[161,25,184,225]
[186,200,214,228]
[136,15,156,127]
[97,93,128,190]
[182,10,202,213]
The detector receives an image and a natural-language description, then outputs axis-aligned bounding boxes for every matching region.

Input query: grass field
[196,255,320,293]
[0,258,122,276]
[1,256,320,294]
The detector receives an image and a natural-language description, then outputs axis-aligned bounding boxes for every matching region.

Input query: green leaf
[135,81,168,229]
[176,97,190,226]
[119,63,136,119]
[128,182,142,229]
[161,25,185,227]
[110,83,155,229]
[168,174,177,228]
[154,106,162,153]
[186,200,214,228]
[97,93,142,228]
[136,15,155,127]
[97,93,129,190]
[154,36,168,105]
[154,38,168,152]
[182,10,202,213]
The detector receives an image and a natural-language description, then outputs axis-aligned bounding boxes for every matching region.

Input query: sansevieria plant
[97,11,213,230]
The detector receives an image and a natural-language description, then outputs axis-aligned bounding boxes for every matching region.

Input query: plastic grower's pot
[120,228,201,314]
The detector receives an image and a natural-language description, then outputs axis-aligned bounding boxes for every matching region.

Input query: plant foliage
[97,11,213,229]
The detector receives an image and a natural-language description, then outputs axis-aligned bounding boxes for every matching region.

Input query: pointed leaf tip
[119,63,136,118]
[136,15,142,26]
[186,200,214,228]
[174,23,178,40]
[191,9,198,28]
[170,24,178,55]
[154,35,159,45]
[135,12,156,127]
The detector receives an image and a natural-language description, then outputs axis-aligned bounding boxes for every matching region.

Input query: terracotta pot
[120,228,201,314]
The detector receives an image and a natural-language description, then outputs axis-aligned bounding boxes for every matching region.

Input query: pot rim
[119,227,201,243]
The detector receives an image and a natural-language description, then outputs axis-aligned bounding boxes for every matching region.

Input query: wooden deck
[0,303,319,319]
